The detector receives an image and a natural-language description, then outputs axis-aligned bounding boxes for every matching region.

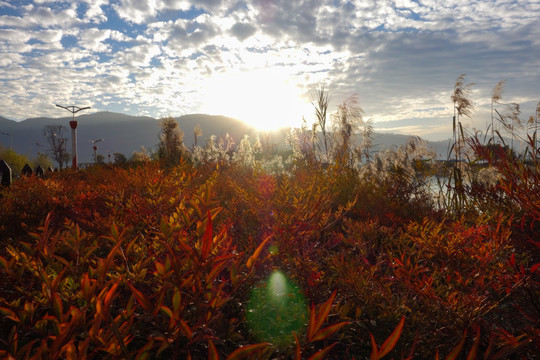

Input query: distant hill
[0,112,258,163]
[0,111,450,163]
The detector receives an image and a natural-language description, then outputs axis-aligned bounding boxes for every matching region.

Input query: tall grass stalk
[448,74,474,215]
[491,80,506,143]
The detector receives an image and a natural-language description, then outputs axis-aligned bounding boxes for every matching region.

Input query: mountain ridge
[0,111,451,163]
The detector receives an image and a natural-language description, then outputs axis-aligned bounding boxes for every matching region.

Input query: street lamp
[55,104,91,169]
[90,138,104,163]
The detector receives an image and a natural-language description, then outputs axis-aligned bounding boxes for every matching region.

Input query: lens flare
[246,271,307,347]
[269,271,287,298]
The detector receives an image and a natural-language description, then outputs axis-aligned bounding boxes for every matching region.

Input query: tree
[0,146,29,177]
[157,116,186,165]
[43,124,70,169]
[113,152,127,165]
[33,153,54,170]
[131,146,150,163]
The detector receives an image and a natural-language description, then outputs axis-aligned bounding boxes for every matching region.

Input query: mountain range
[0,112,451,163]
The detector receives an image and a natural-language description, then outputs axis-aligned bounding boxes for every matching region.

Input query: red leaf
[128,282,153,313]
[311,321,349,342]
[208,339,219,360]
[308,291,336,342]
[180,319,193,339]
[202,212,213,259]
[370,333,379,360]
[0,307,19,322]
[491,338,531,360]
[225,343,270,360]
[206,260,229,285]
[104,281,120,309]
[466,327,480,360]
[172,288,181,313]
[378,316,405,358]
[294,332,302,360]
[52,291,63,322]
[445,331,466,360]
[307,342,337,360]
[246,234,272,270]
[160,306,173,319]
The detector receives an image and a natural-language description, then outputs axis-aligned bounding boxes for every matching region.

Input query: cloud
[113,0,158,24]
[0,0,538,141]
[229,22,256,41]
[83,0,109,24]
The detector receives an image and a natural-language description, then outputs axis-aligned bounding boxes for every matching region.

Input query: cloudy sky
[1,0,539,140]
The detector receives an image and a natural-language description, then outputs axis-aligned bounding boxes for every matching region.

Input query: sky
[0,0,539,141]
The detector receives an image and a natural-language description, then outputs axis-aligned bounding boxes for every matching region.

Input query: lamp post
[90,138,104,163]
[55,104,91,169]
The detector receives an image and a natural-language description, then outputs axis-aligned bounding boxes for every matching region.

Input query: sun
[201,68,311,131]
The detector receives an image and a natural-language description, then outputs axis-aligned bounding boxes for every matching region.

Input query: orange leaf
[311,321,349,342]
[294,332,302,360]
[225,343,270,360]
[378,316,405,358]
[491,338,531,360]
[307,342,337,360]
[128,282,153,313]
[180,319,193,339]
[51,266,68,293]
[466,327,480,360]
[172,288,181,313]
[81,273,92,299]
[208,339,219,360]
[202,212,213,259]
[246,235,272,270]
[308,290,336,341]
[52,291,63,322]
[155,261,166,276]
[104,281,120,309]
[308,303,317,340]
[100,228,129,284]
[206,260,229,285]
[445,331,466,360]
[64,342,77,360]
[0,307,19,322]
[370,333,379,360]
[160,306,173,319]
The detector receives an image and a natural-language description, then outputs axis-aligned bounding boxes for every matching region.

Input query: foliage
[0,79,539,358]
[0,146,31,176]
[42,124,70,170]
[157,116,187,166]
[33,152,54,171]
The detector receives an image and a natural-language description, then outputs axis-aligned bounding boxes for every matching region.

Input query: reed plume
[490,80,506,141]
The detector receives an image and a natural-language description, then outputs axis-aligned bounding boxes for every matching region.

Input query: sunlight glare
[201,68,311,131]
[246,270,307,346]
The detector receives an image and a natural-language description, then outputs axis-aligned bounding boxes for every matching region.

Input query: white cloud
[0,0,538,140]
[113,0,159,24]
[157,0,191,11]
[83,0,109,23]
[0,1,15,8]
